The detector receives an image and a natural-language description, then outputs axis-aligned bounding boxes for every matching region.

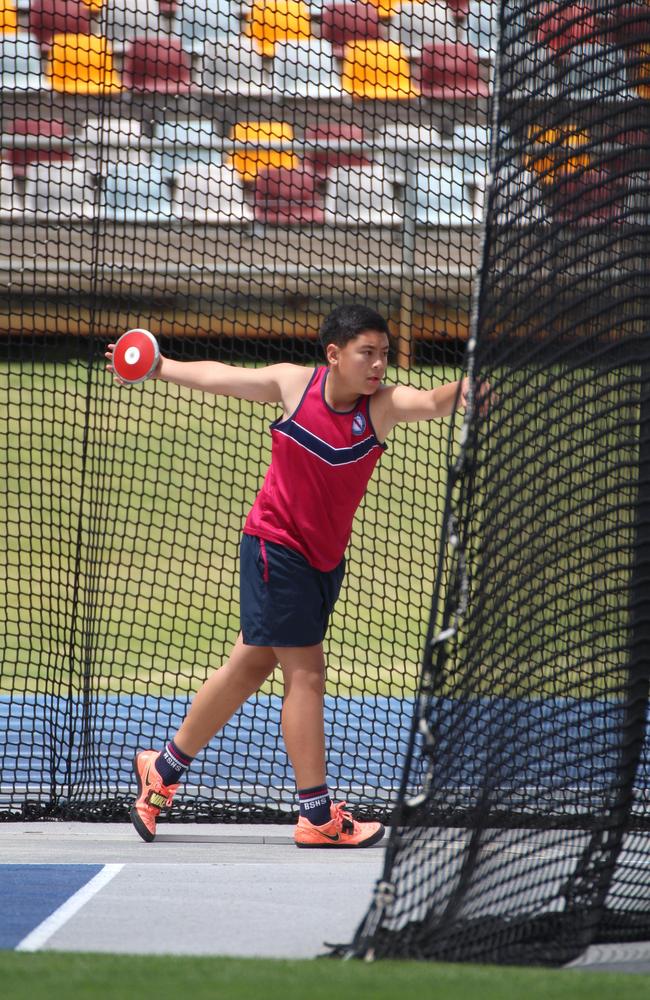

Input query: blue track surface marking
[0,864,103,949]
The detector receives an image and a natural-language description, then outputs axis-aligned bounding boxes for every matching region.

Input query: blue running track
[0,865,103,949]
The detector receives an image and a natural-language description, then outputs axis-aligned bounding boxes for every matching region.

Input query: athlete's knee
[240,646,277,680]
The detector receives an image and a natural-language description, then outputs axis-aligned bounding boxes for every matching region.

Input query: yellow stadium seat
[635,44,650,99]
[228,121,299,182]
[341,40,419,99]
[80,0,104,13]
[246,0,311,58]
[46,32,121,94]
[524,125,590,185]
[364,0,399,19]
[0,0,18,34]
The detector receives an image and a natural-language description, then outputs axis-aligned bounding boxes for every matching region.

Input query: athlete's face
[327,331,390,395]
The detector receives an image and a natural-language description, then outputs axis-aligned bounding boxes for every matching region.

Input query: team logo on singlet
[352,413,366,436]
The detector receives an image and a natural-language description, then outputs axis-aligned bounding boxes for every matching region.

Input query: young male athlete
[106,304,469,848]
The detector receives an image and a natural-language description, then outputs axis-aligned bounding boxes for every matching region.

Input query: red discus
[112,329,160,384]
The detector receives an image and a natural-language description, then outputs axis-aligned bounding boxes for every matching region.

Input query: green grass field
[0,357,641,701]
[0,358,460,700]
[1,951,649,1000]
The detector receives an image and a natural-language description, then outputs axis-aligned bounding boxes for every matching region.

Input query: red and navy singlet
[243,366,387,571]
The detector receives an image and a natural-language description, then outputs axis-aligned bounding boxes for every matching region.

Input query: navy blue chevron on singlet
[273,418,381,467]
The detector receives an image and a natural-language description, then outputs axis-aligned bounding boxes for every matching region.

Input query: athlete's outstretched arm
[372,378,469,437]
[105,345,304,405]
[154,358,295,403]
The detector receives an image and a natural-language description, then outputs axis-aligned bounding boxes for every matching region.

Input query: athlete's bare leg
[173,633,277,758]
[274,643,327,789]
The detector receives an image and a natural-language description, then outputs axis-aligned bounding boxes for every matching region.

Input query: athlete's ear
[326,343,339,367]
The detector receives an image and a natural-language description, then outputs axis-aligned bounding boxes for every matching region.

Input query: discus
[112,329,160,384]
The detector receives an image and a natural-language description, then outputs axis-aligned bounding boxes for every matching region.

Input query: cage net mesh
[344,0,650,969]
[0,0,490,821]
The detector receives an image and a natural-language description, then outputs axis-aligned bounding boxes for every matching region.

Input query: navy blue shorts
[240,533,345,647]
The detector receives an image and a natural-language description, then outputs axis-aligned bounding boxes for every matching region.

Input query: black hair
[319,304,391,351]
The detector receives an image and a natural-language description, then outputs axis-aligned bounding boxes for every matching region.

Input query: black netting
[0,1,486,821]
[346,0,650,968]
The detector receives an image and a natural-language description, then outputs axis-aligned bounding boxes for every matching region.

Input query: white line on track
[15,864,124,952]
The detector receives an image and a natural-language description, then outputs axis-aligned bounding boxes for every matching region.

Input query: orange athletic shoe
[294,801,385,849]
[130,749,179,843]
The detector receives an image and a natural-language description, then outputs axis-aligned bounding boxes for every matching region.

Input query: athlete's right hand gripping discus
[112,329,160,384]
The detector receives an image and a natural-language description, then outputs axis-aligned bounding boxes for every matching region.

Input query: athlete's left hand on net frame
[460,377,494,416]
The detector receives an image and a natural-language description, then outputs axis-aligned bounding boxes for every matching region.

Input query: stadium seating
[303,122,368,179]
[171,0,238,47]
[23,160,98,217]
[390,1,459,50]
[269,38,340,95]
[0,160,21,213]
[253,166,325,224]
[0,0,17,34]
[121,36,193,93]
[341,39,419,98]
[46,32,121,92]
[489,139,543,227]
[228,121,299,182]
[324,164,403,224]
[449,123,490,189]
[464,0,497,60]
[364,0,401,19]
[376,122,443,178]
[452,120,490,148]
[170,161,254,222]
[563,42,632,100]
[319,2,383,59]
[416,40,489,97]
[97,0,160,43]
[524,124,591,185]
[76,117,148,167]
[533,2,600,57]
[152,120,221,174]
[414,160,483,223]
[611,3,650,47]
[198,35,265,90]
[0,31,48,89]
[4,117,72,176]
[546,166,629,226]
[28,0,92,45]
[444,0,471,17]
[636,48,650,99]
[99,162,173,221]
[246,0,312,57]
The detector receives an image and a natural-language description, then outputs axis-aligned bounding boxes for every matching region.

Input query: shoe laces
[331,801,355,835]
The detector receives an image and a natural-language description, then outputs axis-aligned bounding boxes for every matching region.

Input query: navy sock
[155,739,193,786]
[299,784,331,826]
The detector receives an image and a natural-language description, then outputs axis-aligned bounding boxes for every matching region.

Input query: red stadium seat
[3,117,72,177]
[303,123,368,180]
[320,2,382,59]
[444,0,471,19]
[547,167,629,227]
[122,36,193,93]
[533,2,600,58]
[253,167,325,224]
[609,2,650,47]
[28,0,92,45]
[417,40,489,98]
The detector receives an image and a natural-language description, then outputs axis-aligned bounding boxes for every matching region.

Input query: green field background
[0,359,460,700]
